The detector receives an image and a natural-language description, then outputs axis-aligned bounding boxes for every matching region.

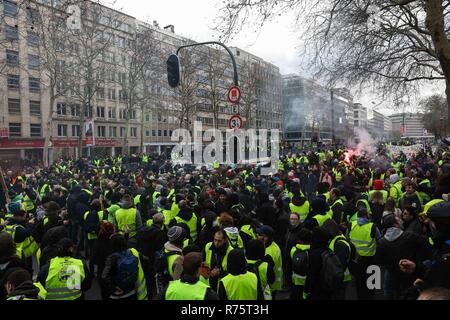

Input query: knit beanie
[373,180,384,191]
[168,226,186,242]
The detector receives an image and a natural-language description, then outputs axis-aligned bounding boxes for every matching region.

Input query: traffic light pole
[176,41,239,86]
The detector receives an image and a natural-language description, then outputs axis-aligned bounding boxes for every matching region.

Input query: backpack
[154,249,181,293]
[292,249,309,276]
[114,250,139,291]
[320,249,345,292]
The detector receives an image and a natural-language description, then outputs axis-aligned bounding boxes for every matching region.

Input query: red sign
[227,86,241,104]
[52,139,121,148]
[0,139,45,149]
[0,128,8,138]
[229,115,243,130]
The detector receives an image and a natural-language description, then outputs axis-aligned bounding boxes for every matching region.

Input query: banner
[85,118,95,147]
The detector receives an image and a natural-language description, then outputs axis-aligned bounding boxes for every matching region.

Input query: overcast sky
[110,0,443,116]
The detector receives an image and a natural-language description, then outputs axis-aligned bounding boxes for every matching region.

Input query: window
[8,99,20,114]
[56,81,66,94]
[7,74,20,89]
[28,55,40,70]
[129,110,136,120]
[30,101,41,116]
[26,7,39,23]
[71,84,80,97]
[119,90,127,101]
[5,25,18,40]
[120,127,125,137]
[97,126,106,137]
[107,89,116,100]
[6,50,19,65]
[130,127,137,138]
[118,73,127,84]
[145,114,150,122]
[72,125,80,137]
[29,77,40,92]
[119,109,126,120]
[9,123,21,137]
[56,60,65,72]
[57,124,67,137]
[108,108,116,119]
[56,103,67,115]
[145,130,150,137]
[27,31,40,46]
[97,106,105,118]
[30,124,41,137]
[109,127,117,138]
[152,130,156,137]
[70,104,80,117]
[96,88,105,99]
[4,0,17,16]
[164,130,167,137]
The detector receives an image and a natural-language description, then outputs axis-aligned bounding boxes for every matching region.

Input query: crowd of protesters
[1,142,450,300]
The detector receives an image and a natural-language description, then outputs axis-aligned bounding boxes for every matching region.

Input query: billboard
[85,118,95,147]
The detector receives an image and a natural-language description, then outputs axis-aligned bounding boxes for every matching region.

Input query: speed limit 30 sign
[229,115,243,130]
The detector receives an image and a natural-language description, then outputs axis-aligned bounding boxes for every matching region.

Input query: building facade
[0,0,282,166]
[389,113,429,138]
[282,74,354,145]
[353,103,368,131]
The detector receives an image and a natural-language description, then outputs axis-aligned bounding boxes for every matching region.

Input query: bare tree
[171,44,204,130]
[66,0,121,154]
[30,0,78,165]
[215,0,450,129]
[201,47,229,129]
[239,60,263,129]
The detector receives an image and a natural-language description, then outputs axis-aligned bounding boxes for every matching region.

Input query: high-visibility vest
[278,161,285,172]
[333,168,342,182]
[174,213,198,242]
[240,224,257,241]
[134,195,142,206]
[418,179,431,204]
[142,155,149,163]
[129,248,148,300]
[247,259,272,300]
[39,184,50,198]
[265,241,283,291]
[164,248,182,280]
[316,191,330,203]
[83,211,107,240]
[152,191,161,207]
[289,201,310,222]
[389,181,403,204]
[349,221,376,257]
[368,190,388,203]
[213,160,220,169]
[45,257,85,300]
[165,279,209,300]
[115,207,138,238]
[313,213,331,227]
[219,271,258,300]
[204,242,232,273]
[22,195,35,212]
[4,224,38,259]
[422,199,444,215]
[329,235,352,282]
[290,244,310,286]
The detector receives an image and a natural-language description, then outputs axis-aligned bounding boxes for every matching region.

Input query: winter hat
[256,225,274,238]
[311,198,329,215]
[167,226,186,242]
[245,239,265,260]
[373,180,384,191]
[389,174,400,184]
[227,249,247,275]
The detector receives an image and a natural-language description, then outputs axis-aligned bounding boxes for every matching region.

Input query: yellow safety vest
[115,207,138,238]
[349,221,376,257]
[165,279,209,300]
[45,257,85,300]
[290,244,310,286]
[265,241,283,291]
[289,201,310,222]
[219,271,258,300]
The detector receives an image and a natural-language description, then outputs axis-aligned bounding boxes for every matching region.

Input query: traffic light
[167,54,180,88]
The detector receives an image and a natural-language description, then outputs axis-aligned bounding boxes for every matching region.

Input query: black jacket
[375,229,432,298]
[6,280,40,300]
[304,245,334,300]
[0,256,29,300]
[255,202,277,229]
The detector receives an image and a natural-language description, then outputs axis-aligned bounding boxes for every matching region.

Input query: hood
[8,280,40,299]
[164,241,183,253]
[373,180,384,191]
[120,200,133,209]
[389,174,400,184]
[177,208,193,221]
[384,227,404,242]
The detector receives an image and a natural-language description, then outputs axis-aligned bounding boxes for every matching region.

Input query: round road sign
[229,115,243,130]
[227,86,241,104]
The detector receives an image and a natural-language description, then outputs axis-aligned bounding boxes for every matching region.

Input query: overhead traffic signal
[167,54,180,88]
